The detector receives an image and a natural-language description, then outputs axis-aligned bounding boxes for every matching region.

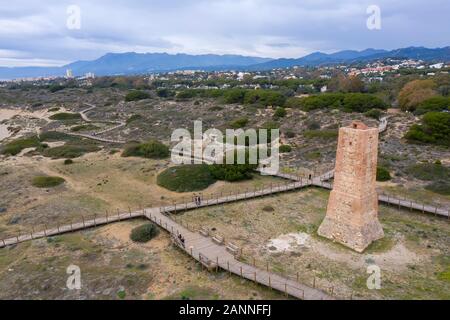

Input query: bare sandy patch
[265,233,310,253]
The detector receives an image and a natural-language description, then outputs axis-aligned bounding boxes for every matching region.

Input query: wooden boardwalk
[145,208,333,300]
[61,103,127,144]
[311,180,449,219]
[1,115,446,299]
[0,186,333,300]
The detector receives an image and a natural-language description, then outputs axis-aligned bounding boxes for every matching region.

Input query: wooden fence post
[227,261,230,274]
[284,283,288,297]
[269,276,271,290]
[313,277,316,288]
[240,266,243,277]
[254,272,257,283]
[82,216,85,228]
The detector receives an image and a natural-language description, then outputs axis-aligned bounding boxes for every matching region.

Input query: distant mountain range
[250,46,450,70]
[0,46,449,80]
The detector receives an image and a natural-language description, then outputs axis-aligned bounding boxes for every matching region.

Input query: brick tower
[318,121,384,252]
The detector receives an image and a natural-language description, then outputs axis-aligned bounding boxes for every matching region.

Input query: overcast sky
[0,0,448,67]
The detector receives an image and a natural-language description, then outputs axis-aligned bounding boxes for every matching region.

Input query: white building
[65,69,74,78]
[430,63,444,69]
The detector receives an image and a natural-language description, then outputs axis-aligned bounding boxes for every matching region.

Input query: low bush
[130,223,160,243]
[304,129,338,139]
[279,145,292,153]
[125,90,151,102]
[32,176,65,188]
[70,124,100,132]
[405,112,450,146]
[0,136,40,155]
[49,113,82,121]
[285,130,296,138]
[274,107,287,118]
[425,181,450,195]
[229,117,249,129]
[406,163,450,181]
[376,167,391,182]
[415,96,449,115]
[126,114,143,125]
[208,151,258,182]
[43,142,101,159]
[157,165,216,192]
[365,108,383,120]
[122,140,170,159]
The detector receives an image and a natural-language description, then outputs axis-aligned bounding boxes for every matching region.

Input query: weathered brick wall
[318,121,384,252]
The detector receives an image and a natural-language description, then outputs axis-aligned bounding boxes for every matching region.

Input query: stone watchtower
[318,121,384,252]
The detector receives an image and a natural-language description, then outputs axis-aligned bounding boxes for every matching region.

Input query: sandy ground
[176,189,450,300]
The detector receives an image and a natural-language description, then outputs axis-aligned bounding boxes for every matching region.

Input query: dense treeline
[405,112,450,146]
[285,93,387,112]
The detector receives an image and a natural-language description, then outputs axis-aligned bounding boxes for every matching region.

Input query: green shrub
[406,163,450,181]
[365,108,383,120]
[126,114,143,125]
[279,145,292,153]
[70,124,100,132]
[304,129,338,139]
[274,107,287,118]
[223,89,247,104]
[285,130,296,138]
[306,120,321,130]
[244,90,286,107]
[122,140,169,159]
[415,96,449,115]
[64,159,74,165]
[294,93,387,112]
[48,107,60,112]
[130,223,160,243]
[125,90,151,102]
[425,181,450,195]
[43,143,101,159]
[157,165,216,192]
[0,131,80,156]
[156,88,175,98]
[49,113,82,121]
[376,167,391,182]
[0,136,40,155]
[405,112,450,146]
[32,176,65,188]
[48,85,65,93]
[208,151,258,182]
[229,117,249,129]
[176,90,197,100]
[39,131,77,142]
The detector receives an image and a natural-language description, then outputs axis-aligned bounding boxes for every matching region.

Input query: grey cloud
[0,0,448,66]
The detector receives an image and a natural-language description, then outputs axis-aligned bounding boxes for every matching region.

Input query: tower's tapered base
[317,121,384,253]
[317,191,384,253]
